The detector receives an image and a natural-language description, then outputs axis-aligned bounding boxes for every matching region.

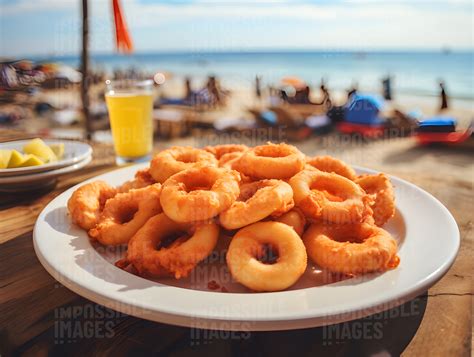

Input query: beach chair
[385,109,418,137]
[285,104,327,117]
[415,118,473,147]
[416,117,456,133]
[153,108,192,139]
[249,106,328,140]
[247,108,278,127]
[268,105,306,128]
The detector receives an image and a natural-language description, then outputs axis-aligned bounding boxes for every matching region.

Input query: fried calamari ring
[356,173,395,226]
[126,213,219,279]
[218,152,254,183]
[303,222,399,274]
[235,142,305,179]
[150,146,217,183]
[306,155,357,180]
[289,169,367,224]
[161,165,240,222]
[67,181,117,230]
[204,144,249,159]
[89,184,162,245]
[220,179,294,229]
[226,222,307,291]
[274,208,306,236]
[117,168,156,193]
[218,152,244,169]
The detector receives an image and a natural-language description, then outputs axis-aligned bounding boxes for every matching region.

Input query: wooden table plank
[0,130,472,356]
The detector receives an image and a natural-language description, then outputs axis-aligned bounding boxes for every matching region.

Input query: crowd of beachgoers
[0,58,472,147]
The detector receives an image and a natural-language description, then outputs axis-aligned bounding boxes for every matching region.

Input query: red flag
[112,0,133,53]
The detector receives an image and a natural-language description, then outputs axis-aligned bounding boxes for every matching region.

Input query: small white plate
[0,139,92,177]
[0,155,92,192]
[33,164,459,331]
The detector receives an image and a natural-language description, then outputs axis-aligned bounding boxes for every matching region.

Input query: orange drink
[105,79,154,164]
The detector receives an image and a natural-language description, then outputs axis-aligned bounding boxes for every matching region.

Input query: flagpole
[81,0,92,140]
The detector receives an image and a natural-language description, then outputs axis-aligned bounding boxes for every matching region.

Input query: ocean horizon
[31,50,474,100]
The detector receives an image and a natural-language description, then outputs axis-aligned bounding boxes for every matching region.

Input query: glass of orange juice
[105,79,154,165]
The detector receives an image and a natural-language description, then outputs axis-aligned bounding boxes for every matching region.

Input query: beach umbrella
[281,76,306,89]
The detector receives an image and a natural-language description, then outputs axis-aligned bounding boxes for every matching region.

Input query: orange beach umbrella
[281,76,306,89]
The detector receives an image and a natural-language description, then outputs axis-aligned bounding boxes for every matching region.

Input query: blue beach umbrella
[345,94,385,125]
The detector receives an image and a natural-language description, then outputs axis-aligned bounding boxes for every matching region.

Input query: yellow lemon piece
[0,149,12,169]
[19,154,44,167]
[49,143,65,160]
[23,138,57,163]
[7,150,26,168]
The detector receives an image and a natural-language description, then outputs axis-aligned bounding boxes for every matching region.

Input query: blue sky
[0,0,472,57]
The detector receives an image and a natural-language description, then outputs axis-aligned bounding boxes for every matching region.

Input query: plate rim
[0,139,92,176]
[0,154,92,184]
[33,163,460,330]
[33,243,440,331]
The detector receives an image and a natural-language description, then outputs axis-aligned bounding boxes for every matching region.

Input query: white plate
[33,164,459,331]
[0,139,92,177]
[0,155,92,192]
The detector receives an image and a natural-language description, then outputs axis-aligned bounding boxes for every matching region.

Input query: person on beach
[382,76,392,100]
[193,76,228,108]
[255,75,262,100]
[439,81,449,110]
[206,76,222,106]
[294,86,311,104]
[280,89,289,103]
[347,82,358,100]
[184,77,193,100]
[319,81,332,108]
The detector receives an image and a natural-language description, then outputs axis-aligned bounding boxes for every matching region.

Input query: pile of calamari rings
[67,143,398,292]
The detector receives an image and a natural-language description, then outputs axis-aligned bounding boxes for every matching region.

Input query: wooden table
[1,130,472,356]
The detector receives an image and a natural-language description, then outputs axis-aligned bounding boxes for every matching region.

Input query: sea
[34,50,473,101]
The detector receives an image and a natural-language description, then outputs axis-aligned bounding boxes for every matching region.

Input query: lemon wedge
[19,154,44,167]
[49,143,65,160]
[23,138,57,163]
[0,149,12,169]
[7,150,27,168]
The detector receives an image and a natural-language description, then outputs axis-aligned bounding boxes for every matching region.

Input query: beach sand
[4,79,473,139]
[2,79,472,210]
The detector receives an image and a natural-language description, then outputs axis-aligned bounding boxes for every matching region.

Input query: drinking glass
[105,79,154,165]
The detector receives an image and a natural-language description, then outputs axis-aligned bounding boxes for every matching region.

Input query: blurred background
[0,0,472,143]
